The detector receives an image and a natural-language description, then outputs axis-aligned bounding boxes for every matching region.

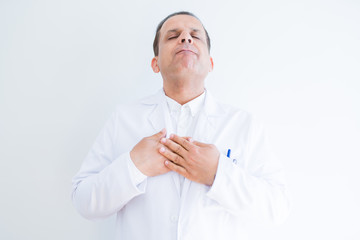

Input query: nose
[181,38,192,44]
[179,32,193,44]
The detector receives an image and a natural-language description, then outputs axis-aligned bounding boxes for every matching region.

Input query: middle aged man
[72,11,290,240]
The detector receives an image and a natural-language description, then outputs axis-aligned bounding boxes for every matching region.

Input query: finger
[165,160,188,177]
[152,128,166,139]
[161,138,187,157]
[192,140,207,147]
[159,146,185,165]
[169,134,192,151]
[183,136,194,143]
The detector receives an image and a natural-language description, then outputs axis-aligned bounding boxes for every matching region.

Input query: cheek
[159,41,173,54]
[158,48,170,62]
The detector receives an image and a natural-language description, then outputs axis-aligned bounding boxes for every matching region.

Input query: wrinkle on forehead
[160,15,205,35]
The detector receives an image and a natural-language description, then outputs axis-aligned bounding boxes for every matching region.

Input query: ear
[151,57,160,73]
[209,57,214,72]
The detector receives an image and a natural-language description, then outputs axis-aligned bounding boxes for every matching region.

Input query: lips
[176,49,196,54]
[175,44,198,55]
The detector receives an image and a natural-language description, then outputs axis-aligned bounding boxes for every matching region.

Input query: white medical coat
[72,89,290,240]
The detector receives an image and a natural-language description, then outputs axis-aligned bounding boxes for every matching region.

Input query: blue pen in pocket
[227,149,238,164]
[227,149,231,158]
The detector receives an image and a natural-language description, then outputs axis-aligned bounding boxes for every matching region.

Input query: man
[72,11,290,240]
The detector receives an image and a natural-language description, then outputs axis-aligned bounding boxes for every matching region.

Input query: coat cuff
[126,152,148,188]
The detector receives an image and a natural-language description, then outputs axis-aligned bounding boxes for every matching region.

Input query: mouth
[176,49,196,54]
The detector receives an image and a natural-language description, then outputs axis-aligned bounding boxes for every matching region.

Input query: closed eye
[168,36,178,40]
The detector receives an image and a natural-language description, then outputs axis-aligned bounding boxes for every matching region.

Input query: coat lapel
[145,89,166,133]
[144,89,182,197]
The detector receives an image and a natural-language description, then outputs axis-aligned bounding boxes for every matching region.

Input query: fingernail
[189,137,193,142]
[161,138,166,144]
[160,147,165,153]
[170,134,174,139]
[165,160,169,165]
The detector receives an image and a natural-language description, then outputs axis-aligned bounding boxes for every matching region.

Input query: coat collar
[143,87,226,148]
[141,88,225,118]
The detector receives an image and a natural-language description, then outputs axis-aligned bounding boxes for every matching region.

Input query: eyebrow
[165,28,201,35]
[166,29,179,35]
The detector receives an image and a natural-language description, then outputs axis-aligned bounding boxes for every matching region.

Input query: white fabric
[127,153,147,186]
[72,89,290,240]
[164,91,205,195]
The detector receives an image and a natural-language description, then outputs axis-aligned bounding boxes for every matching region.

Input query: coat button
[233,159,237,164]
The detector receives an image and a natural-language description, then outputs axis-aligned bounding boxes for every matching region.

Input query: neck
[163,80,204,105]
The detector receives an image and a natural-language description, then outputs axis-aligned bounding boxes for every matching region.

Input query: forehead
[160,15,205,35]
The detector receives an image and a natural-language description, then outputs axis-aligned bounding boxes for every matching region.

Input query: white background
[1,0,359,239]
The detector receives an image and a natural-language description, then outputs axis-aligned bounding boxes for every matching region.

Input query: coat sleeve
[71,112,147,220]
[206,119,291,226]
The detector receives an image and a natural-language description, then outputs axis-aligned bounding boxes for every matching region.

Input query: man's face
[151,15,213,81]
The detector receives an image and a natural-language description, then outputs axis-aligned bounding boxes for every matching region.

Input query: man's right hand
[130,129,170,177]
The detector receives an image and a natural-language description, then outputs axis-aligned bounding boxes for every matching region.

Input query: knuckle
[187,158,196,166]
[175,145,182,154]
[193,147,200,155]
[174,155,181,163]
[188,145,195,152]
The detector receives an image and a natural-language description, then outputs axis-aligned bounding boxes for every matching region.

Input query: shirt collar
[165,90,206,117]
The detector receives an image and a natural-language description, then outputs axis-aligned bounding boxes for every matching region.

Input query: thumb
[153,128,166,139]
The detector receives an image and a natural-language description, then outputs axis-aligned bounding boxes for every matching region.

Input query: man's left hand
[159,134,219,186]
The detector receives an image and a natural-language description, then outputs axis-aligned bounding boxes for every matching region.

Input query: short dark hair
[153,11,211,56]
